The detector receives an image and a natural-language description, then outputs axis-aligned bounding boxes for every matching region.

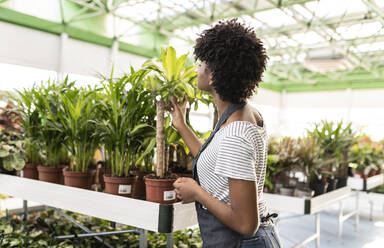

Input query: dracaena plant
[32,78,74,167]
[142,46,197,178]
[54,87,100,173]
[94,69,156,177]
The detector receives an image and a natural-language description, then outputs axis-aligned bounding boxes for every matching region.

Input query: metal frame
[1,0,384,92]
[264,186,359,248]
[0,174,198,248]
[348,174,384,221]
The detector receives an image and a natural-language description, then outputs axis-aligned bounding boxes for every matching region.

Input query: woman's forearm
[195,186,259,236]
[176,123,203,157]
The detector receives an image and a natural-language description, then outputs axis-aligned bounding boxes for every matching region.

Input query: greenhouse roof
[1,0,384,92]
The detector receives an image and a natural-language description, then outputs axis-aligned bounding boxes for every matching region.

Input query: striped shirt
[197,121,268,218]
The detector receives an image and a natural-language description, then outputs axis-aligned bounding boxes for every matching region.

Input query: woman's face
[197,61,212,92]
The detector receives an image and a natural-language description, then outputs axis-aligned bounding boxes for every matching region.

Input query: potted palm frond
[95,69,156,197]
[142,47,197,204]
[54,87,100,189]
[33,79,73,184]
[13,87,43,179]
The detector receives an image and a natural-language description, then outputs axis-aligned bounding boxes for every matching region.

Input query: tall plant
[143,47,197,178]
[54,88,100,172]
[94,69,156,177]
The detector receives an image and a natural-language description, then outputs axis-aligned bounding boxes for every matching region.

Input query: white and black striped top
[197,121,268,218]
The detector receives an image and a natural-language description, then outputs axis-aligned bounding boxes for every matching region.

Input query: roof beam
[153,0,317,31]
[361,0,384,26]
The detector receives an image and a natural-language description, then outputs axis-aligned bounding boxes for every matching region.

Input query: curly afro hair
[194,19,268,104]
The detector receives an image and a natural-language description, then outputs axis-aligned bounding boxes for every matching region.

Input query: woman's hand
[173,177,202,204]
[169,96,188,130]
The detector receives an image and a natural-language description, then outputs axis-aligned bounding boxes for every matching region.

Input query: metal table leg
[139,228,148,248]
[166,233,174,248]
[316,213,320,248]
[355,191,359,232]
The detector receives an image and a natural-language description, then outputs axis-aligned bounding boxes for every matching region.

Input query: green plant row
[265,120,384,192]
[0,209,202,248]
[2,46,213,179]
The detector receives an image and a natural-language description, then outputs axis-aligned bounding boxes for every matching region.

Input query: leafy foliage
[94,69,156,177]
[0,209,202,247]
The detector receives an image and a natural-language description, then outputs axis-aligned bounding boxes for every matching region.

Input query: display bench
[264,186,359,248]
[348,174,384,220]
[348,174,384,191]
[0,174,197,248]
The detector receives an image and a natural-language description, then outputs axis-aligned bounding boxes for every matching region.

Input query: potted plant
[142,47,197,204]
[0,93,25,175]
[95,70,156,197]
[54,87,101,189]
[307,120,355,190]
[32,79,73,184]
[13,86,44,179]
[350,135,382,178]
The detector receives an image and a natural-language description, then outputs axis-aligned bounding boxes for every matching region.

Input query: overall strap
[192,102,246,184]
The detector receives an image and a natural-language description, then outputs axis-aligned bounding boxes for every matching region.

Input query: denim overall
[192,102,245,247]
[192,103,281,248]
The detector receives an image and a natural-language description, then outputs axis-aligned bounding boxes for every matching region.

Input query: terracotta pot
[59,165,69,184]
[131,171,148,200]
[63,168,92,189]
[99,168,112,190]
[175,172,193,178]
[37,165,62,184]
[22,163,38,179]
[103,174,135,197]
[368,169,377,178]
[144,177,177,204]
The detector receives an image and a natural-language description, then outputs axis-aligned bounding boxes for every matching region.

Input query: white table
[264,186,358,248]
[348,174,384,220]
[0,174,198,248]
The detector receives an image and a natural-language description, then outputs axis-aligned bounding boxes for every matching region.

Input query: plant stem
[156,100,165,178]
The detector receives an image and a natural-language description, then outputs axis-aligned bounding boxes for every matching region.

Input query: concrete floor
[277,192,384,248]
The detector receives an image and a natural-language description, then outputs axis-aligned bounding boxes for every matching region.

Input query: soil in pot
[144,175,178,204]
[22,163,38,179]
[63,168,92,189]
[37,165,62,184]
[326,178,338,192]
[175,172,193,178]
[336,176,348,188]
[103,174,135,197]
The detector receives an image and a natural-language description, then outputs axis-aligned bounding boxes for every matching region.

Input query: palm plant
[54,87,100,173]
[142,47,197,178]
[12,86,43,165]
[32,78,74,167]
[94,69,156,178]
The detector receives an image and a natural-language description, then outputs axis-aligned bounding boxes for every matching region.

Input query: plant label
[164,190,176,201]
[118,185,131,194]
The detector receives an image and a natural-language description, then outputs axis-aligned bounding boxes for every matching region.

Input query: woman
[170,19,281,248]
